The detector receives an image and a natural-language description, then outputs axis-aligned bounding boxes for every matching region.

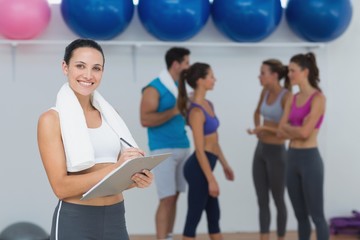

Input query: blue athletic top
[188,101,219,135]
[143,78,190,151]
[260,89,288,123]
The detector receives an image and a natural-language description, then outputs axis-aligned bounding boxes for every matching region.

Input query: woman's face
[288,62,307,86]
[258,64,276,87]
[202,68,216,90]
[62,47,104,96]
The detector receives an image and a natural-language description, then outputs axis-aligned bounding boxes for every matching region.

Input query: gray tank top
[260,89,287,123]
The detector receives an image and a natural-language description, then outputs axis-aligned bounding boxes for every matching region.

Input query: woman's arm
[280,93,325,139]
[278,92,294,139]
[188,108,219,197]
[37,110,144,199]
[247,88,266,135]
[254,88,266,127]
[214,141,234,181]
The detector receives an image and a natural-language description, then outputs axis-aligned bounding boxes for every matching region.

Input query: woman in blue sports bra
[178,62,235,240]
[247,59,291,240]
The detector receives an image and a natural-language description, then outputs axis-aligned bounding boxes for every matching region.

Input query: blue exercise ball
[212,0,282,42]
[138,0,210,41]
[286,0,352,42]
[0,222,49,240]
[61,0,134,40]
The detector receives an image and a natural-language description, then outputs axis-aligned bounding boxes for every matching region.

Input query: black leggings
[252,141,287,237]
[50,201,129,240]
[183,151,220,237]
[287,148,329,240]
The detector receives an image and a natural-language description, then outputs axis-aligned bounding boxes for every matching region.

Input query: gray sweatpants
[252,141,287,237]
[50,200,129,240]
[287,147,329,240]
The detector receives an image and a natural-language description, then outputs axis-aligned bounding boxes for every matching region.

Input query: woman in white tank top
[37,39,153,240]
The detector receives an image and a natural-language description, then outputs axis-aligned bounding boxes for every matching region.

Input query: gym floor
[130,231,358,240]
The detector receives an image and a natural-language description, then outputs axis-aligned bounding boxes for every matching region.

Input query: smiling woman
[37,38,153,240]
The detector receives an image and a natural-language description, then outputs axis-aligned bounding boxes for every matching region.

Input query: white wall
[0,2,359,236]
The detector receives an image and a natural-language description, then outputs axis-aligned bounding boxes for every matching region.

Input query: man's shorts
[151,148,190,199]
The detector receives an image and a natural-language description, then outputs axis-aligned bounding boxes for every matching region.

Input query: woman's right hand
[117,148,145,166]
[208,178,220,197]
[247,128,255,135]
[248,127,265,139]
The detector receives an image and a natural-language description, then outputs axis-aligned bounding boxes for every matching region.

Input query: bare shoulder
[283,91,294,104]
[189,107,204,119]
[314,92,326,104]
[142,86,159,98]
[38,109,60,131]
[282,90,292,100]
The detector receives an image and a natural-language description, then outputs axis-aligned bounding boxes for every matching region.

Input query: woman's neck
[267,82,282,94]
[193,88,206,104]
[298,80,316,96]
[75,93,94,112]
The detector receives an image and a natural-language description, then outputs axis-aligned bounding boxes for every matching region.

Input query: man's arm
[140,87,179,127]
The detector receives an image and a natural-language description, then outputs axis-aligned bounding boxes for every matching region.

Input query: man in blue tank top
[140,47,191,240]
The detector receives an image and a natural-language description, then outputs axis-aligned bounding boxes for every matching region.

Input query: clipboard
[81,153,171,200]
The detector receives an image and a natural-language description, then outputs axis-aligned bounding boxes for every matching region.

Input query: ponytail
[177,70,188,117]
[282,65,291,91]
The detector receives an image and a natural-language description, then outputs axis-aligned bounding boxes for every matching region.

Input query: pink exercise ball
[0,0,51,39]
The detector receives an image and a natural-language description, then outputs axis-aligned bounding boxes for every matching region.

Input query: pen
[120,137,145,158]
[120,137,134,148]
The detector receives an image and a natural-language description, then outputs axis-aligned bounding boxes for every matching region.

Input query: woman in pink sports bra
[279,52,328,240]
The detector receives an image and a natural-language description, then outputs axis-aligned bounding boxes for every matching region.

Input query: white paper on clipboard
[81,153,171,200]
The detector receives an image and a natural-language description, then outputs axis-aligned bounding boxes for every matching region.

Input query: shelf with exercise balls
[285,0,353,42]
[60,0,135,40]
[211,0,283,42]
[0,0,51,40]
[137,0,211,41]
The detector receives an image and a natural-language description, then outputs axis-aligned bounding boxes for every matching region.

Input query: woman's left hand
[223,165,235,181]
[131,169,153,188]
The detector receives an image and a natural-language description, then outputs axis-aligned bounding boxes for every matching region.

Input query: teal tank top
[143,78,190,151]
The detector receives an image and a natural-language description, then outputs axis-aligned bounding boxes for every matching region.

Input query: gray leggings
[50,201,129,240]
[287,148,329,240]
[253,141,287,237]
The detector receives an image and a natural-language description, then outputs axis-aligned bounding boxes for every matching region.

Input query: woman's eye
[76,64,85,69]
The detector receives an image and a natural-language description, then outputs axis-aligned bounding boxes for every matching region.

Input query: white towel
[158,69,193,99]
[158,69,178,98]
[56,83,138,172]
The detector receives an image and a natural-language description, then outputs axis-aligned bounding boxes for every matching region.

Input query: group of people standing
[37,38,328,240]
[141,48,235,240]
[248,54,328,240]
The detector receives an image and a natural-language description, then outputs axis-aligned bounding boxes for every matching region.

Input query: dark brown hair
[290,52,321,91]
[64,38,105,66]
[177,62,210,117]
[262,59,290,90]
[165,47,190,69]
